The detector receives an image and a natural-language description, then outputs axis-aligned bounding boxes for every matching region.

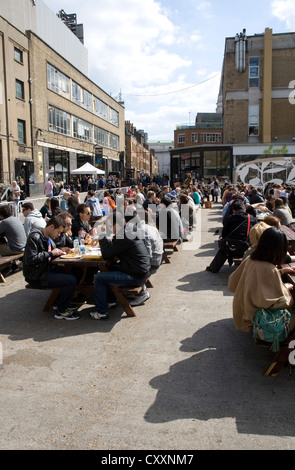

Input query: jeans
[207,247,228,273]
[47,267,77,312]
[94,268,147,314]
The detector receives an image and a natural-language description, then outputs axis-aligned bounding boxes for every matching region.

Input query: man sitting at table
[71,203,93,242]
[0,203,26,256]
[90,211,151,320]
[23,215,80,320]
[54,211,74,252]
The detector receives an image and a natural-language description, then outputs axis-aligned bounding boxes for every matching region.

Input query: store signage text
[263,145,289,155]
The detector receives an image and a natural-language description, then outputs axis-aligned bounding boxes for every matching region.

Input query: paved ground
[1,204,295,450]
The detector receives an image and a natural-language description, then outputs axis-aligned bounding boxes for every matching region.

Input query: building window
[109,107,119,127]
[178,134,185,144]
[249,57,259,88]
[94,126,109,147]
[201,133,222,143]
[49,106,71,135]
[191,133,198,143]
[15,79,24,100]
[14,47,23,63]
[110,133,119,150]
[82,89,92,112]
[72,116,92,142]
[47,63,70,98]
[249,105,259,136]
[93,96,108,121]
[17,119,26,144]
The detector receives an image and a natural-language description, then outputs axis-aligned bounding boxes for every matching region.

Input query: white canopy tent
[70,162,105,175]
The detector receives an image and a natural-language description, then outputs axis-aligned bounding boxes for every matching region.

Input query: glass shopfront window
[171,147,232,184]
[203,150,231,179]
[49,149,69,184]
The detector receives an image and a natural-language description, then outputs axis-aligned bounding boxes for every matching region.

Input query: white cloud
[43,0,221,140]
[272,0,295,29]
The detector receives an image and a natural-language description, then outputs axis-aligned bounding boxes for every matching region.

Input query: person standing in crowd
[44,178,53,198]
[22,202,47,237]
[11,181,21,205]
[0,204,26,255]
[85,190,103,221]
[98,175,105,189]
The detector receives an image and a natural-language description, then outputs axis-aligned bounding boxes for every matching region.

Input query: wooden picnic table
[52,254,139,317]
[281,225,295,255]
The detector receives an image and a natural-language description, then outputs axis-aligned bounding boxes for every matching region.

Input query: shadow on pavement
[0,287,127,342]
[145,318,295,437]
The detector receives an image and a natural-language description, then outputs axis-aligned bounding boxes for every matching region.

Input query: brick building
[125,121,158,181]
[219,28,295,186]
[170,27,295,187]
[0,0,125,196]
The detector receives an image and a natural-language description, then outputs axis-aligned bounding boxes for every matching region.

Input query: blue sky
[43,0,295,141]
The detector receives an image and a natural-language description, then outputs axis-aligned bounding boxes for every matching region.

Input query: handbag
[219,214,251,258]
[252,308,291,352]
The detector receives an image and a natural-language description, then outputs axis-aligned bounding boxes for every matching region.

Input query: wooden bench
[25,284,61,312]
[162,240,179,264]
[233,258,243,266]
[110,279,154,317]
[25,283,94,312]
[0,253,23,282]
[262,331,295,377]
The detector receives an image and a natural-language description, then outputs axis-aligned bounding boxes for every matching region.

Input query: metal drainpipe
[1,32,11,183]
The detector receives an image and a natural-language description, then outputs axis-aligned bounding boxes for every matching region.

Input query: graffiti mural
[235,158,295,189]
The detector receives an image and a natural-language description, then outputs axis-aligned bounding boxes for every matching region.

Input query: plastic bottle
[79,237,86,256]
[74,237,80,255]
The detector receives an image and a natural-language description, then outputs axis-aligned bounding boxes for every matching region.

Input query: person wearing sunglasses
[53,211,74,253]
[71,203,94,240]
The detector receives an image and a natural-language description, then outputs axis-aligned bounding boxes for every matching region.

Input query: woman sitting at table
[273,198,295,228]
[228,227,295,333]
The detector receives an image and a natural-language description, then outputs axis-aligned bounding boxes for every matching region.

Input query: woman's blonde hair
[249,222,271,245]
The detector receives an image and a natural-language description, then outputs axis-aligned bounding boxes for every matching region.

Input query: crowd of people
[4,173,295,352]
[0,177,203,321]
[205,180,295,343]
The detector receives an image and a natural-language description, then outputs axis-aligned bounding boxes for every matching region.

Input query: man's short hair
[59,211,73,220]
[21,202,34,211]
[46,215,66,229]
[87,190,95,197]
[232,201,245,212]
[0,204,12,219]
[147,191,155,199]
[77,203,88,215]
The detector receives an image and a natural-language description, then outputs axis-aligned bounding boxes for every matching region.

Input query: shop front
[170,145,233,185]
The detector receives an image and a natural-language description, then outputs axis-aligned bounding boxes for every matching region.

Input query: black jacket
[222,211,257,241]
[54,232,74,249]
[71,215,91,239]
[100,234,151,280]
[23,229,56,283]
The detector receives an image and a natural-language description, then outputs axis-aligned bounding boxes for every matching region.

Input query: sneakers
[53,303,79,312]
[54,310,80,320]
[89,311,109,320]
[107,301,118,308]
[129,289,150,306]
